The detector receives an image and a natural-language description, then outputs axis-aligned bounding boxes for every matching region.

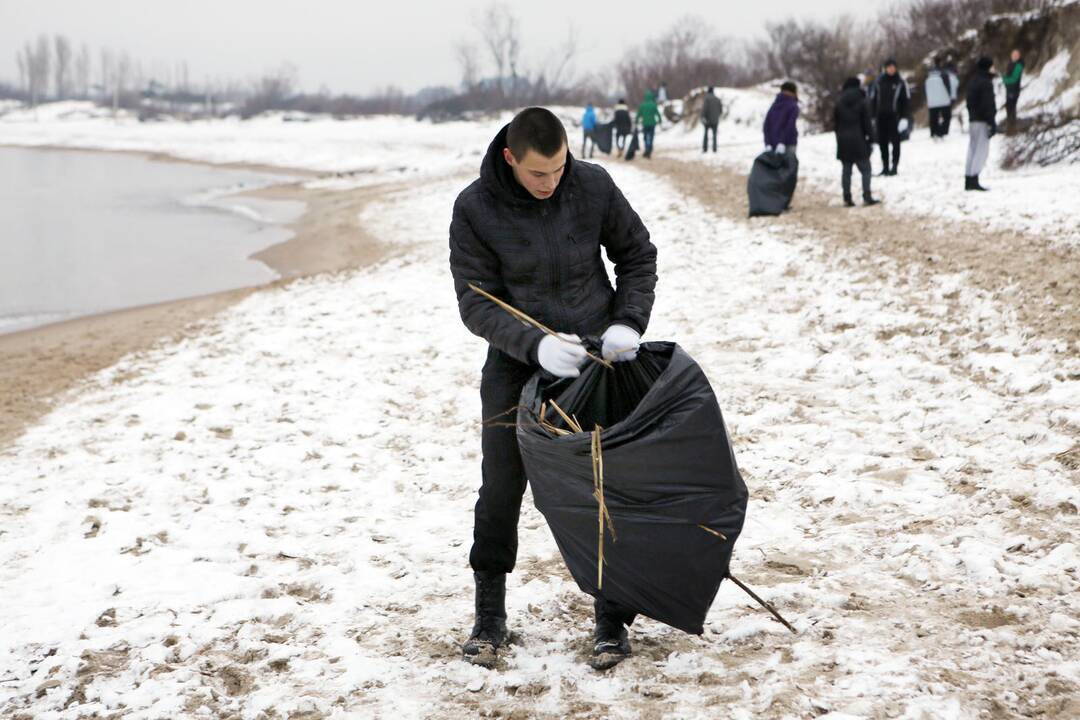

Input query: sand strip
[1,167,406,451]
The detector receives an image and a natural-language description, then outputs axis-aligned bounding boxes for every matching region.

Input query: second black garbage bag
[516,341,748,635]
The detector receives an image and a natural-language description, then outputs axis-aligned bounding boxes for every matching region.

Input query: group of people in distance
[760,48,1024,209]
[581,86,665,159]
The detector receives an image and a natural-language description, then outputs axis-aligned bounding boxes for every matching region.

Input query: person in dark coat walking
[834,77,880,207]
[870,59,911,175]
[613,98,632,151]
[965,56,997,191]
[1003,49,1024,133]
[448,107,658,671]
[701,86,723,153]
[762,81,800,208]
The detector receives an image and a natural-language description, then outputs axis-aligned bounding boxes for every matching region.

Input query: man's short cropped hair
[506,107,568,160]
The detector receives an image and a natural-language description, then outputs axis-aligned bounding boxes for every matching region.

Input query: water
[0,146,304,334]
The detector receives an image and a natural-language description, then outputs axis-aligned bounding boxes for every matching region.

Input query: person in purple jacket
[762,81,800,207]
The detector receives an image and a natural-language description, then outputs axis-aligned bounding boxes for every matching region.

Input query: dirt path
[643,156,1080,354]
[0,177,406,452]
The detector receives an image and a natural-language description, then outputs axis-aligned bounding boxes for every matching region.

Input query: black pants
[1006,90,1020,130]
[877,115,900,171]
[470,348,534,574]
[582,130,596,158]
[469,347,639,625]
[841,158,872,200]
[702,123,717,152]
[929,106,951,137]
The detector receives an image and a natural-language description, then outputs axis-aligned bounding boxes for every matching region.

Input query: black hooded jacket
[834,86,872,162]
[872,73,910,118]
[966,68,997,124]
[449,124,658,365]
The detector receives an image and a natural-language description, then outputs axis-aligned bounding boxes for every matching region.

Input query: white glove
[601,324,641,362]
[898,118,910,134]
[537,333,588,378]
[775,143,786,154]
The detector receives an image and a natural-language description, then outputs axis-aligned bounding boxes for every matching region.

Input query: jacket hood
[479,123,575,207]
[839,86,864,107]
[644,90,655,101]
[774,92,798,105]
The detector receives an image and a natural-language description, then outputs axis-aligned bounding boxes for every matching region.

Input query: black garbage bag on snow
[624,129,641,160]
[747,150,798,217]
[516,342,748,635]
[593,121,614,154]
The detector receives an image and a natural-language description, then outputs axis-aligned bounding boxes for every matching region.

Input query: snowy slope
[2,142,1078,717]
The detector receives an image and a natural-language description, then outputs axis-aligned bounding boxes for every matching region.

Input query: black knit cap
[843,77,861,90]
[977,56,994,70]
[780,81,797,94]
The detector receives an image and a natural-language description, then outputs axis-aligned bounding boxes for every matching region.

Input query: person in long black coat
[834,77,880,207]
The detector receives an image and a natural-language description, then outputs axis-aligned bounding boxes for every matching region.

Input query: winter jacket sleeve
[1003,61,1023,86]
[897,80,911,118]
[598,172,657,335]
[449,194,546,364]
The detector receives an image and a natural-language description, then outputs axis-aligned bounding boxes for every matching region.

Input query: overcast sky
[2,0,894,94]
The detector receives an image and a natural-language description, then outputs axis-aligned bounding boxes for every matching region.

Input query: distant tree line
[4,0,1053,123]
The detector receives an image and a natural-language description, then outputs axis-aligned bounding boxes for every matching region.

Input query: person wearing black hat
[868,59,911,175]
[965,56,997,191]
[834,77,880,207]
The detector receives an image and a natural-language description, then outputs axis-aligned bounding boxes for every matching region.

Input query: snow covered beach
[2,105,1079,718]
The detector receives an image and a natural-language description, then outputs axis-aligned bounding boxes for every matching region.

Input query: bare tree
[15,50,28,99]
[34,35,52,102]
[475,3,522,100]
[53,35,72,99]
[534,24,579,102]
[99,48,113,101]
[74,43,91,98]
[455,41,480,92]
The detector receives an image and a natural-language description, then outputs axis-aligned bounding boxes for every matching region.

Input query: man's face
[1011,50,1021,61]
[886,65,897,76]
[503,144,567,200]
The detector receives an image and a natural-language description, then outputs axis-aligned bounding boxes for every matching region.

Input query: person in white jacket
[924,58,954,140]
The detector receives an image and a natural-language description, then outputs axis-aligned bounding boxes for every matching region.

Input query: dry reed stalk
[697,524,728,540]
[548,400,583,433]
[468,283,613,369]
[726,573,797,634]
[592,426,604,588]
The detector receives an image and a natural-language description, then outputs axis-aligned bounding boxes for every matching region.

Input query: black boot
[863,195,880,206]
[589,598,632,670]
[972,174,988,191]
[843,194,855,207]
[964,175,974,190]
[462,571,507,668]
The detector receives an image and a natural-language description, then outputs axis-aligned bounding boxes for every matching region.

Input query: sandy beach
[0,159,401,451]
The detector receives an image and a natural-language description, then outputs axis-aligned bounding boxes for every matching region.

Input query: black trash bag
[516,342,748,635]
[624,129,641,160]
[747,150,798,217]
[593,122,614,154]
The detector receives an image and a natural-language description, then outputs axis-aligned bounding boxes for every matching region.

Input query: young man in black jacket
[965,56,997,191]
[448,107,658,670]
[870,59,911,176]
